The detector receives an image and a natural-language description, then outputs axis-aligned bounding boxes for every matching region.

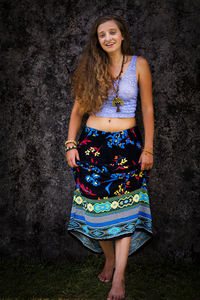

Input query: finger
[75,158,80,166]
[75,150,80,161]
[68,161,73,168]
[142,164,150,171]
[146,165,151,170]
[72,159,79,168]
[68,158,76,168]
[141,164,145,171]
[70,163,78,168]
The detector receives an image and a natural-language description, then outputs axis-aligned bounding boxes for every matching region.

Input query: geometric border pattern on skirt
[68,187,152,256]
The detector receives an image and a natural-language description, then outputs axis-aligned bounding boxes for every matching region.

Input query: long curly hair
[70,14,134,115]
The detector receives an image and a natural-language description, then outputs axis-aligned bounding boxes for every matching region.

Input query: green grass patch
[0,255,199,300]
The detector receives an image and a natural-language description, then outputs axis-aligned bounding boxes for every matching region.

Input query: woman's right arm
[65,99,84,168]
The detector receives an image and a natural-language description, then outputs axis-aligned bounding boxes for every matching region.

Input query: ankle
[113,270,125,281]
[105,256,115,263]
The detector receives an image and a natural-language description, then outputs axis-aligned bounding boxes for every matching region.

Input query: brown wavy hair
[70,14,134,115]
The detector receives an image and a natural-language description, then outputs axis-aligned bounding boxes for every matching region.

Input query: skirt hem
[68,227,152,256]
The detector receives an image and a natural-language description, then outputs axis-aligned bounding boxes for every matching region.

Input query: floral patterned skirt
[67,125,152,255]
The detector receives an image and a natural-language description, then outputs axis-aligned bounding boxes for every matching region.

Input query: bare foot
[98,258,115,283]
[107,274,125,300]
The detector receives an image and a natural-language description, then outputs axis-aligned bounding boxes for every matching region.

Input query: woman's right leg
[98,240,115,283]
[107,236,131,300]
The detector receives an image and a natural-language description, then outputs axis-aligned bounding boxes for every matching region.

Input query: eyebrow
[98,27,117,34]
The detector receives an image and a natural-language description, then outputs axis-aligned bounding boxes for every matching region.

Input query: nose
[104,32,112,42]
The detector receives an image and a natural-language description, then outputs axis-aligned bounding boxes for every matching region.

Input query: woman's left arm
[137,56,154,171]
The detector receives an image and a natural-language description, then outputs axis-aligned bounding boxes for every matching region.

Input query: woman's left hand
[138,151,153,171]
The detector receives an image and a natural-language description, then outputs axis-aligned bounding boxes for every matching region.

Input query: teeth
[106,43,114,46]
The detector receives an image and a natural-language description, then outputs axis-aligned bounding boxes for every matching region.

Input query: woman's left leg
[98,240,115,283]
[107,236,131,300]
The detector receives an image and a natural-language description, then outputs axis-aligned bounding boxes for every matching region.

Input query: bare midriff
[86,115,136,132]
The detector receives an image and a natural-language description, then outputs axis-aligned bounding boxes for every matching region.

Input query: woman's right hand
[65,143,80,168]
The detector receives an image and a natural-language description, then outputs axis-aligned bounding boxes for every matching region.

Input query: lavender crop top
[94,55,138,118]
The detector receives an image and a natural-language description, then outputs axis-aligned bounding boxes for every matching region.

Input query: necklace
[111,55,125,112]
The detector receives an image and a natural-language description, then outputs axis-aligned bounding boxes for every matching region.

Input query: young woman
[65,14,154,300]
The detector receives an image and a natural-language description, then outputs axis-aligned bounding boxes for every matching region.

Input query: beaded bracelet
[142,148,153,155]
[65,145,77,152]
[64,139,77,147]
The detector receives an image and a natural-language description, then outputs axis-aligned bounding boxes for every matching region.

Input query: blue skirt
[67,125,152,255]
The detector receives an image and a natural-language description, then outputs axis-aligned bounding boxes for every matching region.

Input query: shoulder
[135,56,151,78]
[136,56,150,69]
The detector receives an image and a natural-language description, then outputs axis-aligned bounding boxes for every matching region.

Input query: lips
[105,42,115,47]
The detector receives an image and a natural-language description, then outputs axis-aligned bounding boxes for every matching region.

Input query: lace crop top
[94,55,138,118]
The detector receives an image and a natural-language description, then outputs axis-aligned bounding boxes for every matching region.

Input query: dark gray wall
[1,0,200,261]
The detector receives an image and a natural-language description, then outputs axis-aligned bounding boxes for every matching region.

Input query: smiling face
[97,20,124,54]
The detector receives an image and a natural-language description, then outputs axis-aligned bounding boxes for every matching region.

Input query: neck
[108,51,123,66]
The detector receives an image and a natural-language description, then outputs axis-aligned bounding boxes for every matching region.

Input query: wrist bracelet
[143,148,153,155]
[64,139,77,147]
[65,145,77,152]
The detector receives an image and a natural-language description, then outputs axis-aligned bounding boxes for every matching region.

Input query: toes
[98,274,103,282]
[98,278,102,282]
[98,274,107,283]
[98,273,111,283]
[107,293,113,300]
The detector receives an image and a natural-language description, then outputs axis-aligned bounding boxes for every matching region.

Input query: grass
[0,255,199,300]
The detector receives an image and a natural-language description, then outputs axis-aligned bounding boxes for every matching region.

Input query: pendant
[112,96,124,112]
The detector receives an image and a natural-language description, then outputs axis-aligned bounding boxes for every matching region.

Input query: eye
[99,34,105,38]
[110,31,116,35]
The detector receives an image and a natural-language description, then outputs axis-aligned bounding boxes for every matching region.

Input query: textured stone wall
[1,0,200,260]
